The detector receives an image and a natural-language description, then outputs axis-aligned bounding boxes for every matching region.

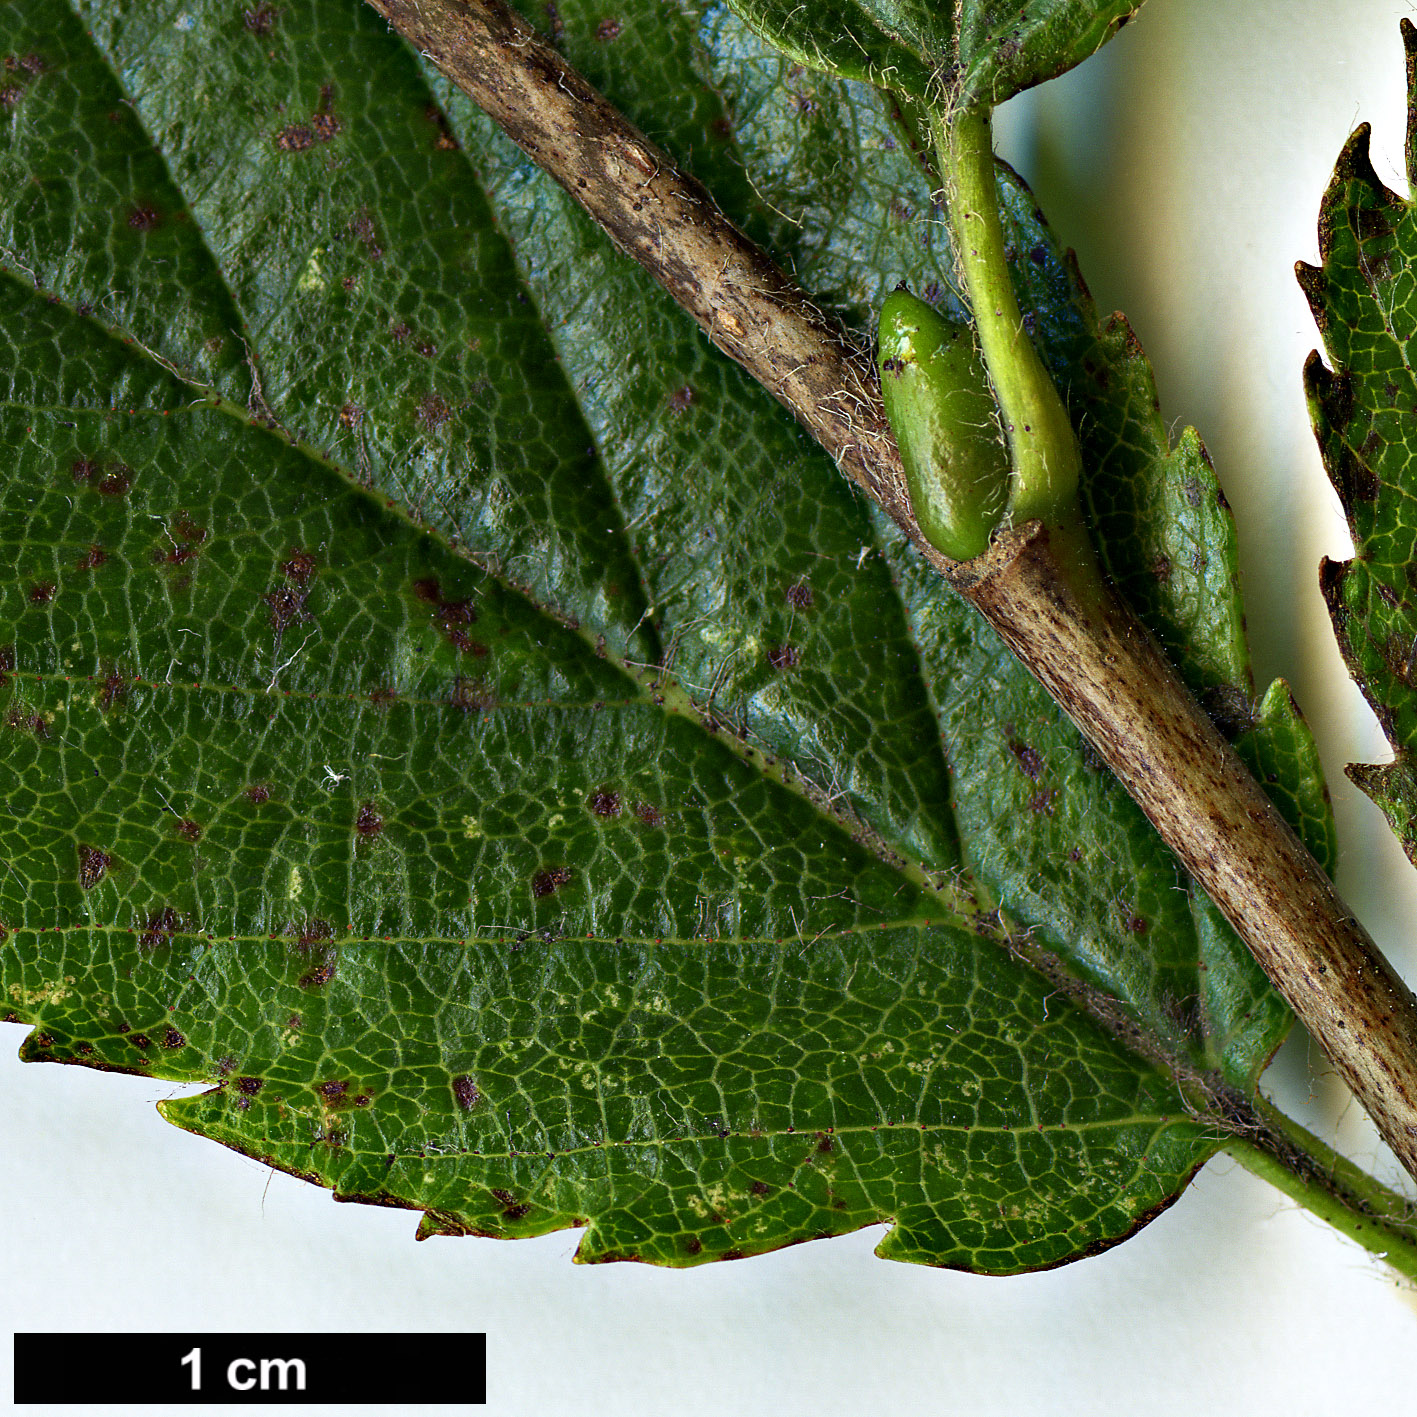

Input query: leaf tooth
[1318,557,1352,645]
[1295,263,1328,334]
[1303,353,1372,522]
[1319,123,1406,263]
[1333,122,1382,197]
[1304,350,1357,439]
[1301,346,1335,402]
[1347,756,1417,865]
[1404,17,1417,185]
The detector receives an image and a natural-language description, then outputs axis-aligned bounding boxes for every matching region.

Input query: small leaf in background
[0,0,1328,1269]
[721,0,1146,109]
[1303,19,1417,865]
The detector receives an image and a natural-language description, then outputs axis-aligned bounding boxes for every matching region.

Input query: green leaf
[0,0,1328,1269]
[1303,19,1417,865]
[720,0,1146,109]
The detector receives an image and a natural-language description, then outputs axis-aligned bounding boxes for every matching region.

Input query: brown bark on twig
[963,524,1417,1180]
[364,0,1417,1185]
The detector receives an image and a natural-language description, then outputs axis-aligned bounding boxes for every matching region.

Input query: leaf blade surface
[720,0,1146,107]
[0,0,1329,1269]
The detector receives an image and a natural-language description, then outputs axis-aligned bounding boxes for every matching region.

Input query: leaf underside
[0,0,1329,1270]
[1304,20,1417,868]
[721,0,1146,109]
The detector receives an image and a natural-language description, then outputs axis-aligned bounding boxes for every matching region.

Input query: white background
[6,1,1417,1412]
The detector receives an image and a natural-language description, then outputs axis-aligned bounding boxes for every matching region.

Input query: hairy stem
[959,522,1417,1185]
[936,108,1081,526]
[363,0,1417,1193]
[1224,1095,1417,1281]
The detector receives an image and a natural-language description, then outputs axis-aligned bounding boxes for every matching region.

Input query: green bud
[877,288,1008,561]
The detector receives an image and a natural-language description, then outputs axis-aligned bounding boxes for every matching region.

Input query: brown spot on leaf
[127,206,161,231]
[668,385,696,413]
[275,124,316,152]
[1027,789,1058,815]
[339,402,364,427]
[7,708,47,740]
[596,17,622,40]
[244,783,272,804]
[1007,739,1043,779]
[452,1075,480,1110]
[71,459,97,483]
[262,585,311,634]
[235,1075,265,1095]
[76,544,107,572]
[767,645,799,670]
[450,677,494,712]
[0,646,12,672]
[634,802,662,827]
[243,3,278,34]
[532,866,572,898]
[129,1033,153,1052]
[416,393,451,430]
[27,582,55,605]
[447,629,489,657]
[311,111,341,142]
[0,83,24,109]
[299,960,336,989]
[412,577,442,603]
[319,1079,349,1101]
[161,1027,186,1050]
[351,209,383,260]
[281,548,318,585]
[97,467,132,497]
[437,598,477,626]
[785,583,813,609]
[175,819,202,843]
[163,542,199,568]
[139,907,185,948]
[296,918,334,949]
[355,802,383,836]
[490,1187,531,1220]
[78,845,111,890]
[99,670,127,711]
[590,789,621,817]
